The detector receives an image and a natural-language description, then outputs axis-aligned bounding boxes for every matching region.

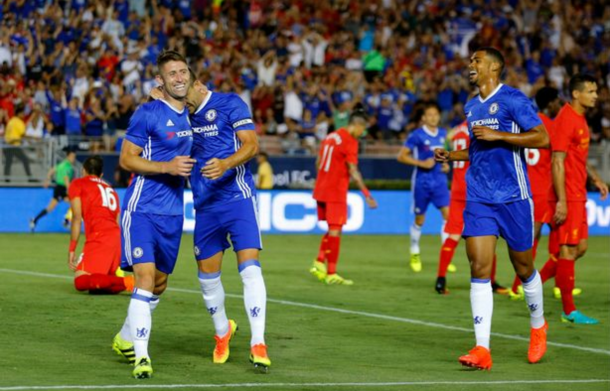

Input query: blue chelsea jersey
[122,100,193,215]
[465,84,542,203]
[404,125,448,186]
[190,92,256,210]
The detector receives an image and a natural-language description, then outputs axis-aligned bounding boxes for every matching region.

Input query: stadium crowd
[1,0,609,156]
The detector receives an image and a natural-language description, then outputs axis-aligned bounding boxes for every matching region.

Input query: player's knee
[576,243,588,259]
[74,275,90,291]
[469,261,491,279]
[414,215,425,226]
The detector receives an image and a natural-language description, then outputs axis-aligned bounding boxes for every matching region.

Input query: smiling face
[156,60,190,100]
[468,51,501,86]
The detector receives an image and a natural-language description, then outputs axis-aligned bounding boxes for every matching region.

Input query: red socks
[539,255,558,283]
[437,238,458,278]
[317,233,329,262]
[556,258,576,315]
[326,235,341,275]
[74,274,128,294]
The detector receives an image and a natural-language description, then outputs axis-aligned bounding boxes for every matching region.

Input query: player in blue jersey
[435,48,549,370]
[111,51,195,379]
[182,79,271,372]
[397,102,452,273]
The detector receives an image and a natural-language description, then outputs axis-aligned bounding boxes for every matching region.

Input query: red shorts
[532,195,551,223]
[548,201,588,246]
[317,201,347,226]
[76,232,121,275]
[444,198,466,235]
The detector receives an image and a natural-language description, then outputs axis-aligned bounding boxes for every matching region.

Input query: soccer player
[30,147,76,231]
[111,51,195,379]
[68,155,134,294]
[435,48,549,370]
[434,121,507,295]
[183,79,271,371]
[508,87,562,299]
[309,103,378,285]
[547,74,608,324]
[397,103,451,272]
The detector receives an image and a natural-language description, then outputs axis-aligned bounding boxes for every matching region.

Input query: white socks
[128,288,153,359]
[199,271,230,337]
[239,260,267,346]
[522,270,545,329]
[119,294,159,342]
[410,223,422,254]
[471,279,493,349]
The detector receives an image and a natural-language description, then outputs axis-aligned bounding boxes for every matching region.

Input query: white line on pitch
[0,379,609,390]
[2,268,610,356]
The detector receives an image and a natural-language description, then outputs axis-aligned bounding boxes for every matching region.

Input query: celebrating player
[397,102,451,273]
[434,121,507,295]
[508,87,562,299]
[181,78,271,371]
[435,48,549,370]
[30,147,76,231]
[111,51,195,379]
[68,155,134,294]
[547,74,608,324]
[310,103,378,285]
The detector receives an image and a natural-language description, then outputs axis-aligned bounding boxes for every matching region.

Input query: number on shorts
[97,184,117,211]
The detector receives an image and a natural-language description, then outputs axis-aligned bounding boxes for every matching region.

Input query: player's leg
[436,198,465,293]
[499,199,547,363]
[510,221,543,297]
[310,202,329,280]
[409,185,429,272]
[31,197,58,230]
[432,184,451,245]
[75,235,133,294]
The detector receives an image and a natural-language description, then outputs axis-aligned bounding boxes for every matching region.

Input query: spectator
[3,105,32,181]
[256,152,274,190]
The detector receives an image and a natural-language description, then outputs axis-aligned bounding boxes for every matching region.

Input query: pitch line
[0,379,609,390]
[2,268,610,356]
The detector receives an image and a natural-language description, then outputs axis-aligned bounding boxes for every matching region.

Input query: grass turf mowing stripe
[0,379,609,390]
[2,268,609,357]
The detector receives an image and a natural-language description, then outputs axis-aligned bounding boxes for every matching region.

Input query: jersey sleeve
[345,137,358,165]
[125,105,153,148]
[404,131,418,151]
[509,91,542,132]
[68,179,81,200]
[228,95,255,132]
[551,111,571,152]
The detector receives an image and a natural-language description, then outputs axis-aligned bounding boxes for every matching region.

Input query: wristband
[362,187,371,199]
[69,240,77,252]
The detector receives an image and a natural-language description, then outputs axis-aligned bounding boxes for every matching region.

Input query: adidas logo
[166,119,174,127]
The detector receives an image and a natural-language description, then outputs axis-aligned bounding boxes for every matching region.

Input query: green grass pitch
[0,233,608,391]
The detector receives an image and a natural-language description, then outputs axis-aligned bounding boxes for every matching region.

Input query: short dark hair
[535,87,559,111]
[349,102,369,124]
[258,151,269,160]
[477,47,505,76]
[83,155,103,177]
[422,101,441,113]
[569,74,597,95]
[156,50,188,72]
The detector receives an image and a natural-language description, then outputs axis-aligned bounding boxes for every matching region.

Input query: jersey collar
[194,91,213,115]
[478,83,504,103]
[422,125,438,137]
[159,99,185,114]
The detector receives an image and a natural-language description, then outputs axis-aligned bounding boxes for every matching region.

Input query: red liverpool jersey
[68,176,120,237]
[450,121,469,201]
[526,113,553,199]
[313,128,359,203]
[549,103,589,202]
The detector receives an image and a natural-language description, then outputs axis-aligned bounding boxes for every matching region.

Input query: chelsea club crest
[205,109,217,122]
[489,103,499,115]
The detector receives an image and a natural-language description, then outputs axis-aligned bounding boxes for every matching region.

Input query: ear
[155,74,163,86]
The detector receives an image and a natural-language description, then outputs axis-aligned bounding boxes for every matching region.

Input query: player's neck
[162,94,186,111]
[477,78,500,100]
[570,101,586,116]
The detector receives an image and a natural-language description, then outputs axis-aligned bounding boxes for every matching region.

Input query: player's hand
[43,179,50,188]
[164,155,196,177]
[365,196,378,209]
[419,158,436,169]
[441,162,450,173]
[554,200,568,225]
[68,251,77,271]
[472,125,502,142]
[201,158,229,180]
[435,148,450,162]
[594,179,609,201]
[149,86,164,101]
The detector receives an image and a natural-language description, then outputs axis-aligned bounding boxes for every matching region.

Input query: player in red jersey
[309,104,377,285]
[435,121,507,295]
[508,87,563,298]
[547,74,608,324]
[68,156,134,294]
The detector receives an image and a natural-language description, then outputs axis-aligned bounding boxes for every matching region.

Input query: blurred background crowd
[1,0,609,159]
